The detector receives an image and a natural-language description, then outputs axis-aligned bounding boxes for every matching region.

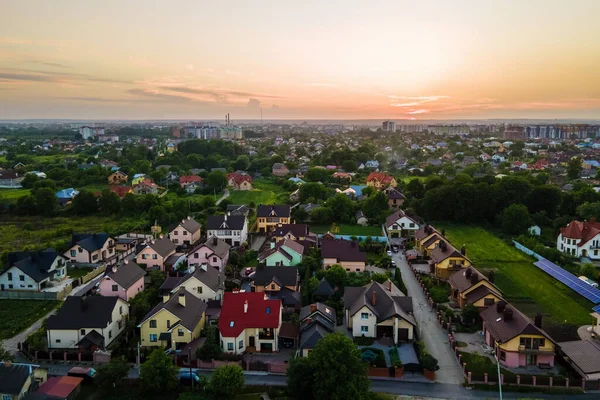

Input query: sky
[1,0,600,120]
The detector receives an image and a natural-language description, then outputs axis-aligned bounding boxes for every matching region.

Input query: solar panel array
[533,258,600,304]
[593,304,600,314]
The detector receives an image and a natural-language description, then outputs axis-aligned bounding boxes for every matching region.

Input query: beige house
[136,237,177,271]
[169,217,202,246]
[64,233,115,264]
[321,239,367,272]
[107,170,128,185]
[448,267,503,310]
[167,264,224,302]
[344,281,416,343]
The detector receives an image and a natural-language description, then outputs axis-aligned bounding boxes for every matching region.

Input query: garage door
[397,328,409,342]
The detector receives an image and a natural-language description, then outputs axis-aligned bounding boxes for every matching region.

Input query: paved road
[392,252,465,385]
[215,189,230,205]
[2,308,57,355]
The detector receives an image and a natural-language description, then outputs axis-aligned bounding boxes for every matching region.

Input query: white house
[166,264,224,302]
[386,209,420,238]
[206,215,248,246]
[557,219,600,259]
[0,249,67,291]
[46,296,129,350]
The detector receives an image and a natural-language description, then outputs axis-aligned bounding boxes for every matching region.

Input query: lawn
[439,224,593,337]
[311,224,384,236]
[400,176,427,184]
[0,300,60,340]
[0,188,30,200]
[79,183,109,192]
[228,189,278,205]
[67,267,94,279]
[459,352,515,381]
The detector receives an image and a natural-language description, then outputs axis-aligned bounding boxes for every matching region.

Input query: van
[67,367,97,384]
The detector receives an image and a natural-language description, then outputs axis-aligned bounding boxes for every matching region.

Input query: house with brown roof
[415,224,444,253]
[321,239,367,272]
[187,237,231,272]
[344,280,416,343]
[97,260,146,301]
[109,185,132,198]
[448,267,502,310]
[136,237,177,271]
[271,224,317,248]
[366,172,397,190]
[557,218,600,259]
[252,266,301,310]
[258,239,304,267]
[386,210,420,238]
[107,170,128,185]
[481,301,555,369]
[256,205,291,233]
[429,241,472,280]
[179,175,203,189]
[169,217,202,246]
[385,187,406,208]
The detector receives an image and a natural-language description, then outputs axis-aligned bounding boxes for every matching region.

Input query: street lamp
[494,343,503,400]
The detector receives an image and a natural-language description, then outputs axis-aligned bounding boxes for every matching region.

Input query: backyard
[0,188,31,200]
[440,224,593,339]
[310,224,384,236]
[67,266,94,279]
[0,300,59,340]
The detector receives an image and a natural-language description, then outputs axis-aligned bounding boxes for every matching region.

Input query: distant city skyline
[1,0,600,120]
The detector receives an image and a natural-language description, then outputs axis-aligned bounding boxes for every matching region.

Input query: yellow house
[108,171,128,185]
[448,267,503,309]
[256,205,291,233]
[429,241,472,280]
[415,224,444,253]
[481,302,555,368]
[138,288,207,350]
[132,175,147,186]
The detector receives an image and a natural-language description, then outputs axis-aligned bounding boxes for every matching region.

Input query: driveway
[393,253,465,384]
[215,189,230,205]
[2,308,57,357]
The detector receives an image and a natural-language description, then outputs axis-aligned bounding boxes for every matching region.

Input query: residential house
[187,237,231,272]
[386,210,420,238]
[228,172,253,190]
[46,296,129,350]
[109,185,132,198]
[0,362,46,400]
[481,301,555,368]
[184,182,203,194]
[258,239,304,267]
[133,180,158,195]
[218,292,282,354]
[272,163,289,177]
[512,161,528,170]
[385,188,406,208]
[169,217,202,246]
[100,160,119,169]
[55,188,79,205]
[321,239,367,272]
[227,205,250,217]
[366,172,397,190]
[131,174,147,186]
[448,267,503,310]
[332,172,352,181]
[136,237,177,271]
[313,278,335,301]
[480,153,491,162]
[429,241,472,280]
[365,160,379,169]
[253,266,301,310]
[492,153,507,163]
[556,218,600,259]
[355,210,368,226]
[97,260,146,301]
[344,280,416,343]
[272,224,317,248]
[0,249,67,291]
[299,302,336,356]
[0,170,23,187]
[335,185,368,199]
[415,224,444,254]
[179,175,203,189]
[34,375,84,400]
[138,288,207,350]
[167,264,224,302]
[107,171,128,185]
[206,214,248,246]
[256,205,291,233]
[64,233,115,264]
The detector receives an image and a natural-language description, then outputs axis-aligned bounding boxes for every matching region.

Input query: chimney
[503,308,513,322]
[163,293,170,303]
[372,291,377,306]
[213,237,218,246]
[201,264,207,272]
[182,219,185,224]
[178,292,186,307]
[244,300,248,313]
[534,312,543,328]
[465,268,472,279]
[310,304,317,313]
[124,259,129,264]
[496,301,506,313]
[80,297,87,311]
[470,273,479,285]
[488,270,495,283]
[387,280,392,291]
[461,245,466,256]
[159,234,164,239]
[224,214,227,221]
[112,266,117,274]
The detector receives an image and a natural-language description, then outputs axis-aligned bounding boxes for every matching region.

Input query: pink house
[480,302,555,369]
[64,233,115,264]
[187,237,231,272]
[98,260,146,301]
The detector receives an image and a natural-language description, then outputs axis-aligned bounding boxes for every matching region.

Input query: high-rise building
[382,120,397,132]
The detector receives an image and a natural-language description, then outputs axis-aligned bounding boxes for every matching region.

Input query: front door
[526,354,537,366]
[249,336,255,347]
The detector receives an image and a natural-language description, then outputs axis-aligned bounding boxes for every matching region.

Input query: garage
[397,328,410,342]
[376,326,393,339]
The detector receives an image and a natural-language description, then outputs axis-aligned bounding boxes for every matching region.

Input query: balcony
[258,329,275,340]
[518,345,553,354]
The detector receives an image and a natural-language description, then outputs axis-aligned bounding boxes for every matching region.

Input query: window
[239,340,244,349]
[500,351,506,361]
[539,339,546,347]
[142,254,147,259]
[361,312,369,320]
[8,285,13,289]
[92,254,98,261]
[270,284,275,290]
[28,285,32,288]
[178,329,184,337]
[149,320,157,328]
[194,253,199,258]
[174,231,178,235]
[80,329,86,335]
[112,284,118,292]
[149,334,158,342]
[19,275,25,281]
[484,298,495,306]
[167,320,171,329]
[7,273,11,280]
[212,257,217,263]
[197,286,203,294]
[152,254,158,260]
[108,330,112,339]
[173,239,178,244]
[410,223,415,228]
[183,231,188,236]
[227,343,234,351]
[119,306,123,315]
[361,326,369,333]
[3,394,12,400]
[55,339,61,344]
[118,320,122,329]
[266,307,271,314]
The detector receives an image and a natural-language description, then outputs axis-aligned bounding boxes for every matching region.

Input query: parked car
[386,250,393,257]
[67,367,96,384]
[391,245,400,253]
[179,371,201,386]
[391,260,396,267]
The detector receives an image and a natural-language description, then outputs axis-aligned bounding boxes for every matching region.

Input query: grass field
[67,267,94,279]
[311,224,384,236]
[400,176,427,184]
[79,183,110,192]
[0,188,30,200]
[228,178,290,206]
[440,224,593,337]
[0,300,60,340]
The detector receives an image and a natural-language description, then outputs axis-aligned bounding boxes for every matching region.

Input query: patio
[453,332,494,361]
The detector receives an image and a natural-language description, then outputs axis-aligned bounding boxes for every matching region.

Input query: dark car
[179,370,201,386]
[67,367,97,384]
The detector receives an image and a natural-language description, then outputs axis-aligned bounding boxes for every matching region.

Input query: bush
[360,348,386,368]
[354,335,375,346]
[420,353,439,371]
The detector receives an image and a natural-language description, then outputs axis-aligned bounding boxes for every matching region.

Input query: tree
[16,195,37,216]
[567,157,583,180]
[299,182,328,202]
[233,155,250,171]
[95,356,130,389]
[71,190,99,215]
[579,263,599,280]
[34,187,57,217]
[206,170,227,192]
[286,356,315,399]
[0,344,14,362]
[342,160,357,172]
[577,202,600,220]
[209,365,245,399]
[323,265,347,289]
[526,185,562,218]
[139,349,179,392]
[461,304,479,325]
[405,179,425,199]
[99,189,121,215]
[500,204,533,235]
[20,173,39,189]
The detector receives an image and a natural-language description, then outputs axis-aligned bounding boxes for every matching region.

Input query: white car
[386,250,393,257]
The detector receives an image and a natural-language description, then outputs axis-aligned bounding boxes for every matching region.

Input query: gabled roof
[267,287,301,307]
[448,267,501,295]
[146,237,177,257]
[367,172,394,184]
[174,217,201,234]
[206,215,246,231]
[70,233,111,253]
[272,224,309,238]
[480,303,552,344]
[141,288,207,331]
[321,239,366,262]
[179,175,203,185]
[386,209,418,229]
[189,237,231,259]
[429,243,470,264]
[464,284,502,304]
[5,249,62,282]
[557,340,600,375]
[344,281,415,325]
[386,188,406,200]
[415,224,441,241]
[110,185,132,198]
[218,292,281,337]
[312,278,335,298]
[0,363,32,395]
[226,205,250,216]
[105,261,146,289]
[174,265,223,292]
[560,219,600,246]
[299,302,336,323]
[299,324,331,350]
[256,205,291,218]
[253,266,299,287]
[47,296,123,330]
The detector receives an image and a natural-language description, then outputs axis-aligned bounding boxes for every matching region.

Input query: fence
[24,349,111,365]
[80,265,107,284]
[512,240,544,260]
[0,286,71,300]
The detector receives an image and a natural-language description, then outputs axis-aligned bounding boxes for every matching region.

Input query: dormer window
[229,321,234,327]
[266,307,271,314]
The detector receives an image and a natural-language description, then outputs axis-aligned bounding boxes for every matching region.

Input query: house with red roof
[110,185,132,198]
[227,172,253,191]
[557,218,600,259]
[366,172,397,190]
[133,179,158,195]
[179,175,203,189]
[218,292,282,354]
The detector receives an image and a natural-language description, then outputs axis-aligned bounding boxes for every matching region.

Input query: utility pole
[189,347,194,390]
[137,341,141,371]
[495,349,503,400]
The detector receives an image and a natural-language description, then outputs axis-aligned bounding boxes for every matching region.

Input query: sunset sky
[1,0,600,120]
